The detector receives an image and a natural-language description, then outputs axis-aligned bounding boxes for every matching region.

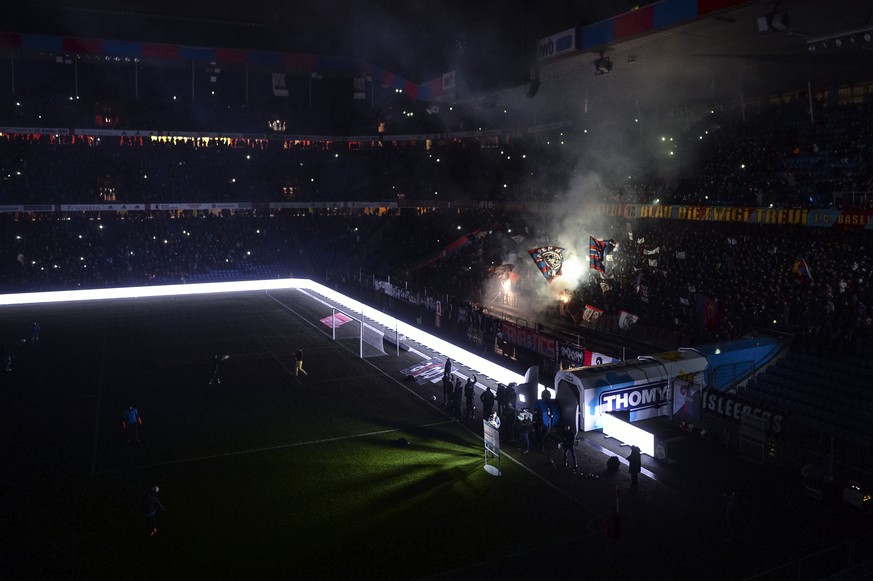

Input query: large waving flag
[589,237,615,274]
[582,304,604,323]
[529,246,565,284]
[619,310,640,330]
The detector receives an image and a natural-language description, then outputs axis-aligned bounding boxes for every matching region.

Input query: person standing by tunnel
[464,375,476,419]
[480,386,495,420]
[561,424,579,471]
[628,445,642,491]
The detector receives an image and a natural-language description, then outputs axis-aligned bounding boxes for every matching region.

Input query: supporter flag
[792,258,813,285]
[679,297,690,306]
[637,237,646,244]
[619,310,640,330]
[589,237,615,274]
[704,297,725,330]
[582,304,604,323]
[676,250,686,259]
[444,230,479,255]
[643,247,660,255]
[529,246,565,284]
[648,258,658,267]
[489,263,521,286]
[600,281,612,293]
[419,229,481,268]
[640,285,650,303]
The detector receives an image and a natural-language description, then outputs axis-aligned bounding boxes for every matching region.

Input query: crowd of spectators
[3,207,871,356]
[0,211,303,291]
[623,100,873,209]
[2,71,873,355]
[0,131,575,204]
[3,99,873,209]
[564,220,872,352]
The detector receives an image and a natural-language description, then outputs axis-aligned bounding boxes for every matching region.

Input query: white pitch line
[264,289,593,509]
[90,326,108,476]
[106,420,455,472]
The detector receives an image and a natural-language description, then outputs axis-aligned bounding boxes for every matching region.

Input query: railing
[832,191,872,208]
[743,533,873,581]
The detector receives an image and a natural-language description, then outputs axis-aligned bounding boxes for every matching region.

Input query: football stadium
[2,1,873,579]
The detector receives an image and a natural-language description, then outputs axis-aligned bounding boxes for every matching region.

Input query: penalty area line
[103,420,455,473]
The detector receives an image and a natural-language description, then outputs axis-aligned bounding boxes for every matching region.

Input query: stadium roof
[535,0,873,102]
[1,0,870,104]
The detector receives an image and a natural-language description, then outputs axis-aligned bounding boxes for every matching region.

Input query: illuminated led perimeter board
[0,279,534,391]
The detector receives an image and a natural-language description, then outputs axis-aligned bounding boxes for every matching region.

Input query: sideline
[275,288,598,512]
[102,420,455,472]
[90,325,108,476]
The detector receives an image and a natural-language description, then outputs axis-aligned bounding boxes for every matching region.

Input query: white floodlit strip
[304,284,528,387]
[0,279,530,387]
[0,279,307,306]
[601,412,655,457]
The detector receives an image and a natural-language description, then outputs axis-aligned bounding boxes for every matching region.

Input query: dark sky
[0,0,650,89]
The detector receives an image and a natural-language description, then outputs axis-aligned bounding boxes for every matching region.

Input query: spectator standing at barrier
[506,383,518,416]
[209,354,230,386]
[496,383,507,416]
[31,322,41,345]
[464,375,476,419]
[518,416,531,453]
[143,485,165,537]
[627,445,642,491]
[480,386,495,420]
[450,380,462,419]
[561,425,579,471]
[294,347,308,377]
[444,358,452,379]
[441,373,452,407]
[123,405,142,443]
[532,408,543,448]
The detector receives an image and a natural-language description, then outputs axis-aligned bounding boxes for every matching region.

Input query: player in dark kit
[123,405,142,443]
[209,354,230,385]
[143,485,166,536]
[294,348,308,377]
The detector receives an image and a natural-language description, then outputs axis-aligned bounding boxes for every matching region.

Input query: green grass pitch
[0,289,597,580]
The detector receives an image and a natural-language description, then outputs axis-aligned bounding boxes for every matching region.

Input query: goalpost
[296,288,408,358]
[327,307,391,359]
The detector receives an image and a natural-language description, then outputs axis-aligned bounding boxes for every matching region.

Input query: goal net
[320,308,387,358]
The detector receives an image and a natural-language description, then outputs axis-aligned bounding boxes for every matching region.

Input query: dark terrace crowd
[3,209,871,355]
[0,131,571,205]
[559,220,873,352]
[2,94,873,354]
[622,99,873,209]
[0,212,301,291]
[2,100,873,209]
